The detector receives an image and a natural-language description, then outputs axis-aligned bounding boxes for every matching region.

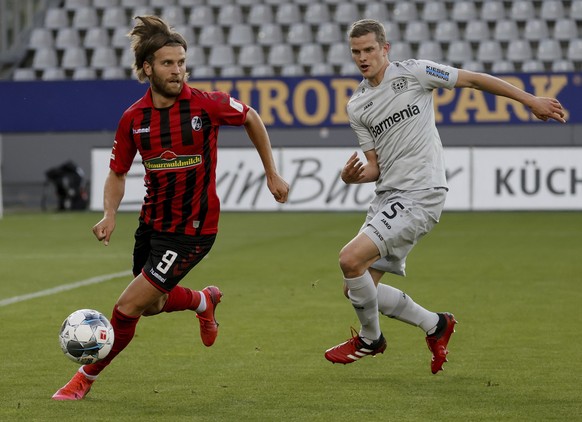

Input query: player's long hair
[348,19,387,46]
[128,15,188,82]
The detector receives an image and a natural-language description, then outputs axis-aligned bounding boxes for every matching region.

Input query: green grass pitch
[0,211,580,421]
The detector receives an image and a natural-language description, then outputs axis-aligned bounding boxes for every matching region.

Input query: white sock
[345,271,381,342]
[79,366,98,381]
[376,283,439,333]
[195,292,207,314]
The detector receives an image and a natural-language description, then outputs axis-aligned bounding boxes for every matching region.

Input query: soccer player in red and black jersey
[52,16,289,401]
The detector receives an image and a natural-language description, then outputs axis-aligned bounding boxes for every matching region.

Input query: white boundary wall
[91,147,582,212]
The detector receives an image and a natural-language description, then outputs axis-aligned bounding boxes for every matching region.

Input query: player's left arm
[455,69,566,123]
[243,107,289,203]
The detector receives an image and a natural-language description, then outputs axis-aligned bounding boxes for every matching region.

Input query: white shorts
[361,188,447,276]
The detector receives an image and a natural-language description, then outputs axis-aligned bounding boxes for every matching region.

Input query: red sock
[83,305,140,377]
[161,286,202,312]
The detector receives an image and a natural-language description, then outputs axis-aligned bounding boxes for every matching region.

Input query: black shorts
[133,221,216,293]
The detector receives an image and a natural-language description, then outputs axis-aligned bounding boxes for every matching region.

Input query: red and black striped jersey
[110,84,249,235]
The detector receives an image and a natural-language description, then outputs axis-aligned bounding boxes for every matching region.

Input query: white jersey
[347,59,458,192]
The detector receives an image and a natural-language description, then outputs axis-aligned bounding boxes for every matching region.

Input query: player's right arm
[341,150,379,184]
[92,170,126,246]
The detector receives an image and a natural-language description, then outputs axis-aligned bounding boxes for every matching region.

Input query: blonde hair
[128,15,187,82]
[348,19,387,46]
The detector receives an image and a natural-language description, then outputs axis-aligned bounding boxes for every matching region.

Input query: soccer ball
[59,309,114,365]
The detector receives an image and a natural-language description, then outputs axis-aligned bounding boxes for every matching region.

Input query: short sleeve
[110,113,137,174]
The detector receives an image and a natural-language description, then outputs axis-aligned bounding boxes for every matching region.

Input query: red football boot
[325,328,387,364]
[196,286,222,347]
[426,312,457,374]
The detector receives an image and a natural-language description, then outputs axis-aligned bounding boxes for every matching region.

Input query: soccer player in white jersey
[324,19,566,373]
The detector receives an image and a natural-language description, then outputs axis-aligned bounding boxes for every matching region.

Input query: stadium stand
[5,0,582,80]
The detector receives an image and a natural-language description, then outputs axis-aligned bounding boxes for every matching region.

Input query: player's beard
[150,72,184,100]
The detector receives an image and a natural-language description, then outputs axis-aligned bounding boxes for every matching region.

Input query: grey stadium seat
[256,23,284,46]
[90,47,119,69]
[227,24,255,47]
[208,45,235,67]
[61,47,88,69]
[32,48,59,69]
[421,1,448,23]
[29,28,54,50]
[447,40,473,63]
[404,21,430,43]
[238,45,265,67]
[506,39,533,63]
[476,40,503,62]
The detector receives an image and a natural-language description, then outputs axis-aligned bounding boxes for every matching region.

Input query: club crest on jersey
[144,150,202,170]
[391,78,408,94]
[191,116,202,131]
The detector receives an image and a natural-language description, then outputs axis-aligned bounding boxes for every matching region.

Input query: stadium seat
[480,1,505,22]
[286,23,313,46]
[506,39,533,62]
[551,59,575,72]
[90,47,119,69]
[339,62,359,76]
[447,40,473,63]
[208,45,235,67]
[150,0,176,7]
[111,26,130,49]
[267,44,294,66]
[275,4,301,25]
[417,41,443,62]
[161,6,186,26]
[221,65,245,77]
[206,0,232,6]
[64,0,90,9]
[521,60,545,72]
[404,21,430,43]
[553,19,578,41]
[227,24,254,47]
[476,40,503,62]
[177,0,204,5]
[250,64,275,77]
[191,66,216,78]
[44,8,69,29]
[421,1,447,23]
[102,67,128,79]
[120,48,134,68]
[281,64,306,77]
[461,60,485,72]
[238,45,265,66]
[537,39,562,61]
[572,1,582,21]
[491,60,516,74]
[383,21,401,41]
[539,0,565,21]
[84,28,110,49]
[310,63,334,76]
[334,3,360,25]
[248,4,274,26]
[54,28,81,50]
[72,7,99,29]
[391,3,417,22]
[523,19,549,41]
[362,3,389,21]
[41,68,66,81]
[493,20,519,42]
[173,25,195,45]
[93,0,120,9]
[434,21,460,43]
[185,45,206,68]
[61,47,88,69]
[188,6,214,28]
[316,23,342,45]
[120,0,148,8]
[101,7,128,29]
[256,23,283,46]
[463,20,490,42]
[197,25,225,47]
[327,43,351,65]
[297,43,324,66]
[217,5,243,26]
[72,67,98,80]
[509,1,535,22]
[32,48,59,69]
[13,68,37,81]
[389,42,413,61]
[304,3,331,24]
[451,2,477,22]
[566,39,582,61]
[29,28,54,50]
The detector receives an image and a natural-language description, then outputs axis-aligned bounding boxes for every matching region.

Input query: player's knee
[339,248,365,278]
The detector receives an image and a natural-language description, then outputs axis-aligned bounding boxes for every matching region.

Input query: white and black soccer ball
[59,309,114,365]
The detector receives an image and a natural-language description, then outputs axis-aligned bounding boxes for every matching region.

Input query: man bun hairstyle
[348,19,387,46]
[128,15,187,82]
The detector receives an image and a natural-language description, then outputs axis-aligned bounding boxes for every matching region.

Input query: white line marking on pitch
[0,270,132,307]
